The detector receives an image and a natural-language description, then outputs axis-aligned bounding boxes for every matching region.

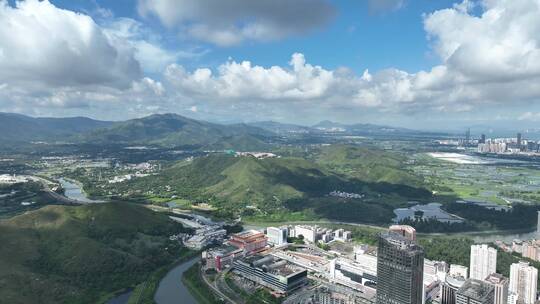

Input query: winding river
[56,177,201,304]
[154,257,200,304]
[58,178,103,203]
[107,258,200,304]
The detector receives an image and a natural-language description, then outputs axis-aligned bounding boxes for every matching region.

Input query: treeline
[500,190,540,203]
[419,237,474,266]
[444,203,539,230]
[285,197,395,225]
[399,218,476,233]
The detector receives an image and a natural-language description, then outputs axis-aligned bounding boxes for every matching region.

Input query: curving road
[199,266,236,304]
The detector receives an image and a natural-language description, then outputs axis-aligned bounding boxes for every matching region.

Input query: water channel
[106,257,201,304]
[58,178,103,203]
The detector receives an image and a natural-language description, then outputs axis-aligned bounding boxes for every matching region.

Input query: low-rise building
[334,229,352,242]
[233,255,308,294]
[456,279,494,304]
[184,226,227,250]
[266,226,288,246]
[203,245,244,272]
[229,230,268,253]
[449,264,469,279]
[294,225,318,243]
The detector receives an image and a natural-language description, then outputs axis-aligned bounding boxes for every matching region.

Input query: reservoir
[393,202,464,223]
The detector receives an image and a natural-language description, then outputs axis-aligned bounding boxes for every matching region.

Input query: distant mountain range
[0,112,448,147]
[80,113,273,149]
[0,112,113,142]
[250,119,446,137]
[0,112,273,149]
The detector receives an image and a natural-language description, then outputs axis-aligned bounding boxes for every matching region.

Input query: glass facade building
[376,231,424,304]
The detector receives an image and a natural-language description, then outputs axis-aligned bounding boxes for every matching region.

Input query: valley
[3,113,540,303]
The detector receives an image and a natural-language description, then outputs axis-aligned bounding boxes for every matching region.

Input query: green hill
[128,154,347,208]
[83,113,273,149]
[0,202,187,304]
[121,148,431,222]
[0,112,112,142]
[313,145,424,187]
[0,112,274,150]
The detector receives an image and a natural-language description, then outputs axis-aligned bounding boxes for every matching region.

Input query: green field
[412,153,540,206]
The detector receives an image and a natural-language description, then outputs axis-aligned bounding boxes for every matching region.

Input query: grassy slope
[123,146,431,225]
[313,145,424,187]
[0,202,186,304]
[133,154,352,208]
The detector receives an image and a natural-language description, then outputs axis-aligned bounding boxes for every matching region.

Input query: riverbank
[105,249,198,304]
[58,177,105,203]
[182,263,223,304]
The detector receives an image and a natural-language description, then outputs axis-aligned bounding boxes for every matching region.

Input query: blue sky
[50,0,454,72]
[1,0,540,130]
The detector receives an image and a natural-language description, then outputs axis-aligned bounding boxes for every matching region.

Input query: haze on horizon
[0,0,539,130]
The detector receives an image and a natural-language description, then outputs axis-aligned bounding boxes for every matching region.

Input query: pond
[394,202,464,223]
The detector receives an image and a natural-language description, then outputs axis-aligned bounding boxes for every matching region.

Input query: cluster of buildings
[496,239,540,263]
[329,190,365,199]
[169,214,227,250]
[494,212,540,263]
[108,172,151,184]
[0,174,30,184]
[107,162,158,184]
[199,224,539,304]
[434,243,538,304]
[290,225,352,243]
[233,151,279,159]
[477,133,540,154]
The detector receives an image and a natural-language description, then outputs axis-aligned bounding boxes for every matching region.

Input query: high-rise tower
[509,261,538,304]
[376,229,424,304]
[469,244,497,280]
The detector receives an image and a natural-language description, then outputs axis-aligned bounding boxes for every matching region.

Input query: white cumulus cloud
[137,0,336,46]
[0,0,141,88]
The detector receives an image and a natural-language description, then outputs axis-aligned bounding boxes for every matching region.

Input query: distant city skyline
[1,0,540,129]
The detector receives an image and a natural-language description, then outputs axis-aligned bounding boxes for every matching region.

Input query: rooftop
[240,254,307,278]
[379,231,423,252]
[485,273,508,284]
[231,230,266,241]
[457,279,494,301]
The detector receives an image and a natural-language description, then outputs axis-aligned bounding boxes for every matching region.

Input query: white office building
[470,244,497,280]
[509,261,538,304]
[266,226,288,246]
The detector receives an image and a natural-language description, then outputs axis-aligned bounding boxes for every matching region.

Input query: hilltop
[0,112,112,142]
[0,112,274,150]
[313,145,424,187]
[0,202,187,304]
[82,113,273,149]
[118,146,431,223]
